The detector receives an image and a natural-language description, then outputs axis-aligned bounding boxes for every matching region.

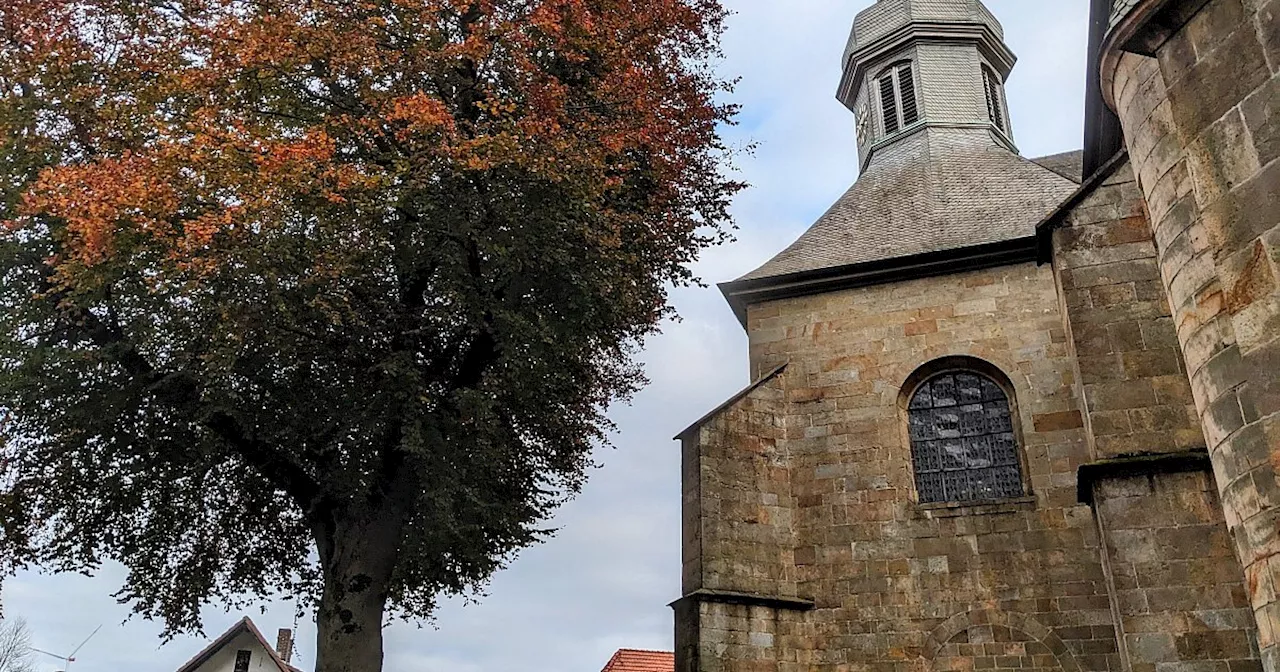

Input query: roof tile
[600,649,675,672]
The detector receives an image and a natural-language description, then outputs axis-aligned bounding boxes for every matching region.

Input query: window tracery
[908,371,1023,504]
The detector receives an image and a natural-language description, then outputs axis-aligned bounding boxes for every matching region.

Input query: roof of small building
[736,128,1079,283]
[600,649,676,672]
[174,616,303,672]
[1031,150,1085,183]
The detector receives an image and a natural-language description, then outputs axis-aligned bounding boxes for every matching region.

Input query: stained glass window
[909,371,1023,504]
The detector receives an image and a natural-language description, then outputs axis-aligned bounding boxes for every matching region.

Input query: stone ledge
[915,495,1038,518]
[667,589,816,612]
[1076,448,1211,505]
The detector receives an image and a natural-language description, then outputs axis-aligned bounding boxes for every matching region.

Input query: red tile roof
[601,649,675,672]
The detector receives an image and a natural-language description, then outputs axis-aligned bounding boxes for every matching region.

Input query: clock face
[856,103,870,144]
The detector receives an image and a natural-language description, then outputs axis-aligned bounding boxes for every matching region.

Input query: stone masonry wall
[677,600,810,672]
[681,372,796,599]
[720,262,1117,672]
[1091,470,1259,672]
[1049,153,1258,672]
[1049,159,1205,458]
[678,372,805,672]
[1105,0,1280,667]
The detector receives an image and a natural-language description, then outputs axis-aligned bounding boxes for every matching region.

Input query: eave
[174,617,302,672]
[719,236,1039,330]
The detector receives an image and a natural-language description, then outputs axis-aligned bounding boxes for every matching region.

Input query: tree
[0,619,35,672]
[0,1,740,670]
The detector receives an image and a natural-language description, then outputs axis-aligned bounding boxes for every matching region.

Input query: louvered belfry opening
[878,70,899,134]
[897,64,919,125]
[877,61,918,136]
[982,66,1006,133]
[908,371,1024,504]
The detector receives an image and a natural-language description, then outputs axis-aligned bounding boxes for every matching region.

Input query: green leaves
[0,0,740,649]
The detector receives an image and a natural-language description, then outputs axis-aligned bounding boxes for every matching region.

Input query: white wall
[190,631,280,672]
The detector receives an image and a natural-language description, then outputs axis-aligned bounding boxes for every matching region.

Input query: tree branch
[40,274,325,509]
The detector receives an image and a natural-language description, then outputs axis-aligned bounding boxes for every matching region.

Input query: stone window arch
[901,357,1025,504]
[876,60,920,136]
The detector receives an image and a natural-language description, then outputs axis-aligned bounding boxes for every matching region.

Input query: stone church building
[673,1,1280,672]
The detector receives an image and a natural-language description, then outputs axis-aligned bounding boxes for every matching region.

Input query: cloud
[4,3,1090,672]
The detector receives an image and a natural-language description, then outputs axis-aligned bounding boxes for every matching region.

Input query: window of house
[908,371,1023,504]
[877,61,920,136]
[234,650,252,672]
[982,66,1007,134]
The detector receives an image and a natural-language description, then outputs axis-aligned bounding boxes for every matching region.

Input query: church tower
[672,1,1260,672]
[717,0,1080,320]
[839,0,1017,167]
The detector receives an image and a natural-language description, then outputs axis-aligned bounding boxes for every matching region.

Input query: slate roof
[600,649,675,672]
[737,128,1079,282]
[1032,150,1085,183]
[845,0,1004,65]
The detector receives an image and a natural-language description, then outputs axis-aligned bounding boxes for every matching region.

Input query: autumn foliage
[0,0,738,669]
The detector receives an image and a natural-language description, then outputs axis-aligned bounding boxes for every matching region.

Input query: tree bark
[313,509,403,672]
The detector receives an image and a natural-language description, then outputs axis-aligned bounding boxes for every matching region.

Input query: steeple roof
[734,129,1078,282]
[844,0,1005,65]
[717,1,1081,327]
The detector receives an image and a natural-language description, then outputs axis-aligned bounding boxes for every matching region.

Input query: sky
[4,2,1091,671]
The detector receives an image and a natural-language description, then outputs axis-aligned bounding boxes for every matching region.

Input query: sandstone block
[1166,21,1271,136]
[1241,73,1280,166]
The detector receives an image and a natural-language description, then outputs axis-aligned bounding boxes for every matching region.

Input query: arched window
[877,61,919,136]
[982,65,1007,134]
[907,370,1023,504]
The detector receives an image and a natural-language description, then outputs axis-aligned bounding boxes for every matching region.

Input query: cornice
[837,21,1016,111]
[1098,0,1212,111]
[720,236,1038,330]
[858,122,1017,173]
[669,588,816,612]
[1076,449,1211,505]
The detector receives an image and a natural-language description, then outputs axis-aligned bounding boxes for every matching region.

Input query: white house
[174,617,301,672]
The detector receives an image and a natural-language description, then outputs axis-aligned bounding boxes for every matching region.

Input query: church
[672,1,1280,672]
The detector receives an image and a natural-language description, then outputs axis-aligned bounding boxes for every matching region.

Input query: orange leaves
[3,0,740,301]
[24,153,180,265]
[251,129,338,175]
[385,92,457,142]
[0,5,741,635]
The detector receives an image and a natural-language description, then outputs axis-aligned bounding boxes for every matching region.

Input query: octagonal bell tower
[838,0,1018,169]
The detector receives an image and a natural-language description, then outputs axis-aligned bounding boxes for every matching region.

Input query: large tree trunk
[312,509,403,672]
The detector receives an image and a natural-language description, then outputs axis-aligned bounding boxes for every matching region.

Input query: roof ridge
[242,616,303,672]
[174,617,253,672]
